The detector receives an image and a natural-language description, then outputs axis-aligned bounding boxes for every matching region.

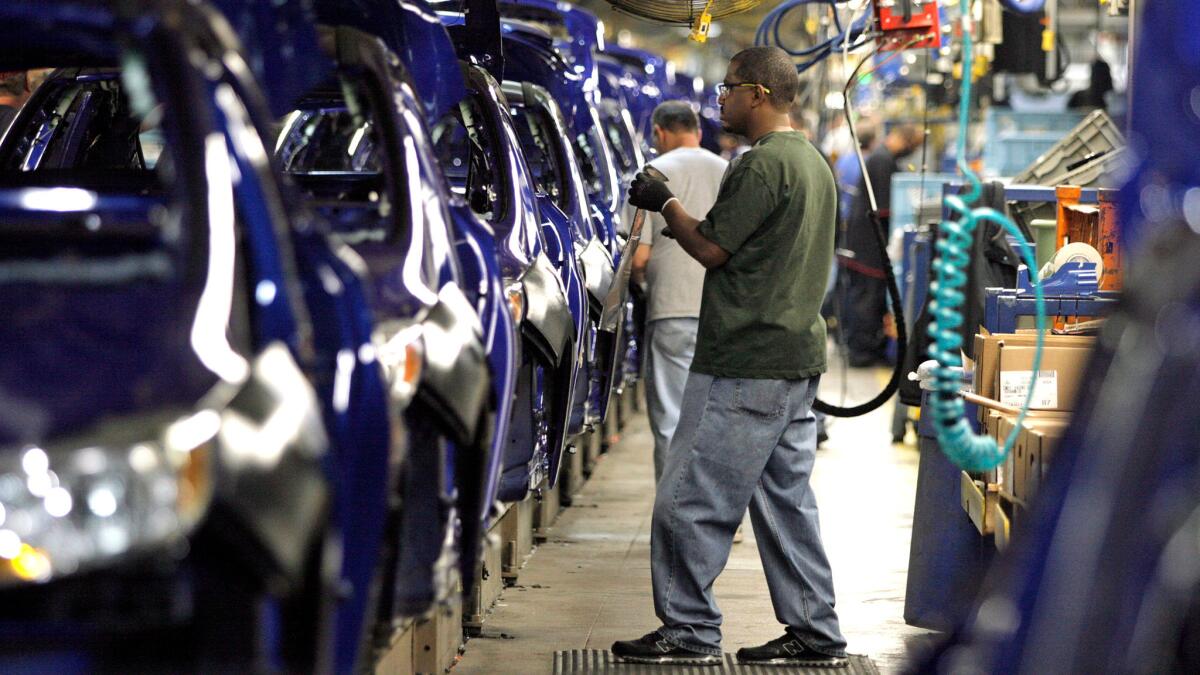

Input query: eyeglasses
[716,82,771,97]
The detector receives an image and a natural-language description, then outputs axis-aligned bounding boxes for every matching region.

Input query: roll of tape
[1040,242,1104,280]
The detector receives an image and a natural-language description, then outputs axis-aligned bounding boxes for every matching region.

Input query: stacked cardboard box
[971,330,1094,505]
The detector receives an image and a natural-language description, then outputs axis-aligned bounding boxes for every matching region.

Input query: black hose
[813,45,907,418]
[813,210,907,417]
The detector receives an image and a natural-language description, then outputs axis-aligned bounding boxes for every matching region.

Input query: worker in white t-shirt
[632,101,728,483]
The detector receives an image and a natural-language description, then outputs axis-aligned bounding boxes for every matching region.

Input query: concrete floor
[454,364,937,674]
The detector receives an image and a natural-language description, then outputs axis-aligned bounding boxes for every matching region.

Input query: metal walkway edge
[552,650,879,675]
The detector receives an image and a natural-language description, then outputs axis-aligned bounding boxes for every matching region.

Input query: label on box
[1000,370,1057,407]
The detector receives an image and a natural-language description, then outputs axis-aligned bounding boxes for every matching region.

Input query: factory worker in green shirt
[612,46,848,668]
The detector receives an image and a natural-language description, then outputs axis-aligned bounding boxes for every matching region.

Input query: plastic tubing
[757,0,869,62]
[928,0,1047,472]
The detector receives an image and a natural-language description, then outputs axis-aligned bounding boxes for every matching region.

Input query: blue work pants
[651,373,847,657]
[644,317,699,483]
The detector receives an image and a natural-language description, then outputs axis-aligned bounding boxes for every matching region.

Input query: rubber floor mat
[552,650,879,675]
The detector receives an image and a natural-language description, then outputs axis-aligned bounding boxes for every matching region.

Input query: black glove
[628,170,675,212]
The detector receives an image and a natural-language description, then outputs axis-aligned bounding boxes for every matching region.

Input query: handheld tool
[601,166,668,332]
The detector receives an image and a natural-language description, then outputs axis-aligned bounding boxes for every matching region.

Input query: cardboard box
[1011,415,1072,500]
[978,410,1004,484]
[998,345,1091,411]
[1000,413,1021,486]
[1024,421,1070,497]
[974,410,1003,482]
[973,411,1072,500]
[981,409,1003,442]
[972,407,1071,496]
[973,331,1094,407]
[995,414,1018,494]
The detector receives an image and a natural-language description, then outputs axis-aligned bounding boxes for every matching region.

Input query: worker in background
[819,112,854,164]
[791,102,834,446]
[631,101,728,485]
[0,71,31,134]
[613,46,847,668]
[839,122,923,368]
[787,104,816,141]
[1068,58,1114,111]
[717,132,751,160]
[834,119,877,225]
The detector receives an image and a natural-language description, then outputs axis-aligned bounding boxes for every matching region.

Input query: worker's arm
[630,164,778,270]
[660,200,730,270]
[631,243,652,285]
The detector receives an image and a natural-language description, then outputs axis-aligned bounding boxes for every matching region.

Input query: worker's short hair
[0,71,27,97]
[856,120,878,149]
[890,122,922,146]
[652,100,699,134]
[729,46,798,110]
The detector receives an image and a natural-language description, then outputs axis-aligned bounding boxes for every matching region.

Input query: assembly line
[2,0,1194,674]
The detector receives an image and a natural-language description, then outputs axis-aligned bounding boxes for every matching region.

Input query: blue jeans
[651,373,847,657]
[644,318,699,483]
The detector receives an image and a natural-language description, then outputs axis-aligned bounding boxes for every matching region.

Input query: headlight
[374,321,424,410]
[506,282,526,323]
[0,410,216,586]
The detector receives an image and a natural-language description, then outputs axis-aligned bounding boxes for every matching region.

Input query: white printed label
[999,370,1058,408]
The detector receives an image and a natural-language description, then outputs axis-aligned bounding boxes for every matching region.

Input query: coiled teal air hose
[928,0,1047,472]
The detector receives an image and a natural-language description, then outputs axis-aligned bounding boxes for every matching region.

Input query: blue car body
[380,0,589,494]
[328,0,579,502]
[598,44,668,149]
[487,18,629,429]
[217,0,512,667]
[271,19,505,675]
[497,12,623,258]
[499,0,651,397]
[0,1,382,671]
[491,78,604,437]
[453,65,585,496]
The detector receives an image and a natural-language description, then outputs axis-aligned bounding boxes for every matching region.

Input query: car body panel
[0,3,350,671]
[380,2,581,498]
[274,16,503,666]
[459,65,575,369]
[498,70,626,426]
[597,46,666,150]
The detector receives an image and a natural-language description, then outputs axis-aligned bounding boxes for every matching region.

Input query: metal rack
[983,288,1120,334]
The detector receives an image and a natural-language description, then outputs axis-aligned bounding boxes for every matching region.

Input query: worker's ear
[752,85,768,107]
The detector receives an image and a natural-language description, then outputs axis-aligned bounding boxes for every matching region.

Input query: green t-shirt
[692,130,836,380]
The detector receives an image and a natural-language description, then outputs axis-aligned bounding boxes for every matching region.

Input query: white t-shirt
[642,146,728,321]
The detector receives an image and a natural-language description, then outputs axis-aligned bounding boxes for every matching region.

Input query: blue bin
[889,172,958,234]
[980,108,1087,178]
[983,107,1086,139]
[982,132,1063,178]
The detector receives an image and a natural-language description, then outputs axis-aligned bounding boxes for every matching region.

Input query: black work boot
[611,631,721,665]
[736,633,848,668]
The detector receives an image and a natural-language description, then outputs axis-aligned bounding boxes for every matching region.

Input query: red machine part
[874,0,942,51]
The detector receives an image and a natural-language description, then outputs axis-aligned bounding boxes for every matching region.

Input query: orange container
[1055,185,1122,291]
[1096,188,1122,291]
